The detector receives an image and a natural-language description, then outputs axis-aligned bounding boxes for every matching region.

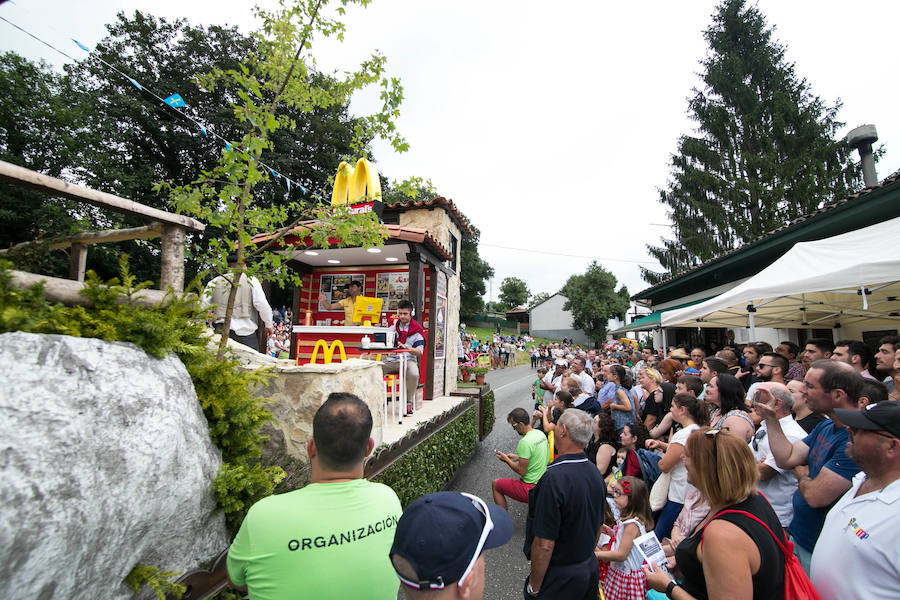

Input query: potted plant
[469,365,490,385]
[459,361,477,382]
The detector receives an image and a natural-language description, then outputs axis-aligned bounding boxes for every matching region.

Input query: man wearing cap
[493,408,549,511]
[227,393,401,599]
[524,410,606,599]
[810,401,900,600]
[390,491,513,599]
[203,254,274,353]
[319,280,363,325]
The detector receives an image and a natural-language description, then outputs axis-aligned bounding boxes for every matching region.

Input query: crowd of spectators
[225,334,900,600]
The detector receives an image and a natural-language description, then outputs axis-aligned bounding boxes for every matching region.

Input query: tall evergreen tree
[643,0,861,284]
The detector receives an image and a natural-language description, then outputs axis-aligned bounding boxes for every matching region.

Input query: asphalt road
[446,364,539,600]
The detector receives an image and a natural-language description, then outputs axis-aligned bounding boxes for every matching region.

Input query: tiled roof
[383,196,475,238]
[634,171,900,300]
[250,221,453,261]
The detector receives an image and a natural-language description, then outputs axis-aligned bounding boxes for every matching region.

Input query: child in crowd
[532,366,548,410]
[596,477,654,600]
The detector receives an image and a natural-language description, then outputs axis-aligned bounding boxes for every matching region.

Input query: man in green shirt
[492,408,549,511]
[227,392,402,599]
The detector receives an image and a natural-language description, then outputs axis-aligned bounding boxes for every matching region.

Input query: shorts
[494,478,536,504]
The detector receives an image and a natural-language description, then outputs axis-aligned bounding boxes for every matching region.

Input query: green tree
[499,276,529,310]
[643,0,861,284]
[381,175,436,205]
[64,11,374,284]
[161,0,406,360]
[0,53,86,277]
[528,291,551,309]
[459,224,494,319]
[561,262,629,342]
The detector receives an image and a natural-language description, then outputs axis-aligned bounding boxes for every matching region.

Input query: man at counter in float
[383,300,425,411]
[318,280,363,325]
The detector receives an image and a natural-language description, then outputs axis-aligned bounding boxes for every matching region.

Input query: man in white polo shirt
[750,382,809,527]
[810,401,900,600]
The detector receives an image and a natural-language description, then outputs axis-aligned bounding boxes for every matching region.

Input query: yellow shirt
[338,297,361,325]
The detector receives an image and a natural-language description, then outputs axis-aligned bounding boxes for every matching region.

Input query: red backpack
[702,509,822,600]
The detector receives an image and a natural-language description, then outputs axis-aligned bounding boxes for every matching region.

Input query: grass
[464,326,558,347]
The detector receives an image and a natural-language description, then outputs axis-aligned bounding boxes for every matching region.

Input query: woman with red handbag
[644,428,820,600]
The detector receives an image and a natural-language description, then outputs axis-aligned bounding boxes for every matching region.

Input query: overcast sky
[3,0,898,303]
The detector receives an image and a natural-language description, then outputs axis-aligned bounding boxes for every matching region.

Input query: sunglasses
[395,492,494,590]
[706,429,722,462]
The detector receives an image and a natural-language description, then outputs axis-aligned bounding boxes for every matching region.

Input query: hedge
[480,389,495,438]
[373,405,477,507]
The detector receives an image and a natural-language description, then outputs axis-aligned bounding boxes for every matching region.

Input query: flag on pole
[164,93,186,107]
[199,124,207,136]
[127,78,143,91]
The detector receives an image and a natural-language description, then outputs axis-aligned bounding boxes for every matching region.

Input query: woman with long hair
[705,372,755,442]
[586,412,620,477]
[644,429,787,599]
[646,393,709,539]
[608,364,635,434]
[619,421,650,480]
[637,368,664,429]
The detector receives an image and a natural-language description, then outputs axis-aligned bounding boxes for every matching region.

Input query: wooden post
[69,243,87,282]
[159,223,185,292]
[406,248,425,319]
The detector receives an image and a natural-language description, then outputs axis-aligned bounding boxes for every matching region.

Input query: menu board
[318,274,366,310]
[375,272,409,311]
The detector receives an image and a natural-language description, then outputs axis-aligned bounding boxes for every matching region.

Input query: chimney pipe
[847,124,878,188]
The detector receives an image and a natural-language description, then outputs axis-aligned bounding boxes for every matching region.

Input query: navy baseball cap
[390,492,513,589]
[835,401,900,439]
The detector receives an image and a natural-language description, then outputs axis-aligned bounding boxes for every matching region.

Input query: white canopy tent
[661,216,900,337]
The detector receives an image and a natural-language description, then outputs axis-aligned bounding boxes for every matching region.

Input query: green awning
[610,297,715,336]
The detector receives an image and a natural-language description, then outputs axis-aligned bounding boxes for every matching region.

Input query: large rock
[0,332,228,600]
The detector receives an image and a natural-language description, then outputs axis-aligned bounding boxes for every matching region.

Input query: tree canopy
[459,224,494,318]
[643,0,862,284]
[561,262,629,342]
[528,291,552,309]
[498,276,529,311]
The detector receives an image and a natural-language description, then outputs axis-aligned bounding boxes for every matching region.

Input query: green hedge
[481,389,495,438]
[374,405,477,507]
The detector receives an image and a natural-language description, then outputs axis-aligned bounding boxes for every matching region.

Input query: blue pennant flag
[164,93,186,108]
[127,78,142,91]
[299,184,308,195]
[267,166,279,179]
[199,124,207,137]
[225,142,232,152]
[72,39,90,52]
[285,178,291,193]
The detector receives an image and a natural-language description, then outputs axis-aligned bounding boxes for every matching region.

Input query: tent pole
[748,311,756,341]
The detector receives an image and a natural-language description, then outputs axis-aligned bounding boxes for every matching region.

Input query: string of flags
[0,12,310,198]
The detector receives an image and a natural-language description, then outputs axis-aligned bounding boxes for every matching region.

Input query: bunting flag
[2,16,314,200]
[164,93,186,107]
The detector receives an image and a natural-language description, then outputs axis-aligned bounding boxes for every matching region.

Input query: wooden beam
[9,270,179,308]
[0,160,205,231]
[0,224,165,255]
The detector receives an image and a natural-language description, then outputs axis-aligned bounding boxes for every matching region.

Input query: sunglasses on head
[395,492,494,591]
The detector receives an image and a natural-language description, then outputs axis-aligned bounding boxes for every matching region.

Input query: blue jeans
[654,499,684,540]
[790,534,813,575]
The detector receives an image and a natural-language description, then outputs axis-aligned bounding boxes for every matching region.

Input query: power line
[479,242,657,265]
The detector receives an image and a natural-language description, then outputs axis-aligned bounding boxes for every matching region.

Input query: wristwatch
[526,582,539,597]
[665,580,680,598]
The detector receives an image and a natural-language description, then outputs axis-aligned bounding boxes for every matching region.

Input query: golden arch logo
[310,339,347,365]
[331,158,381,207]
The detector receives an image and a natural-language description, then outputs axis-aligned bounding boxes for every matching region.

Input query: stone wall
[0,332,228,600]
[223,340,386,462]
